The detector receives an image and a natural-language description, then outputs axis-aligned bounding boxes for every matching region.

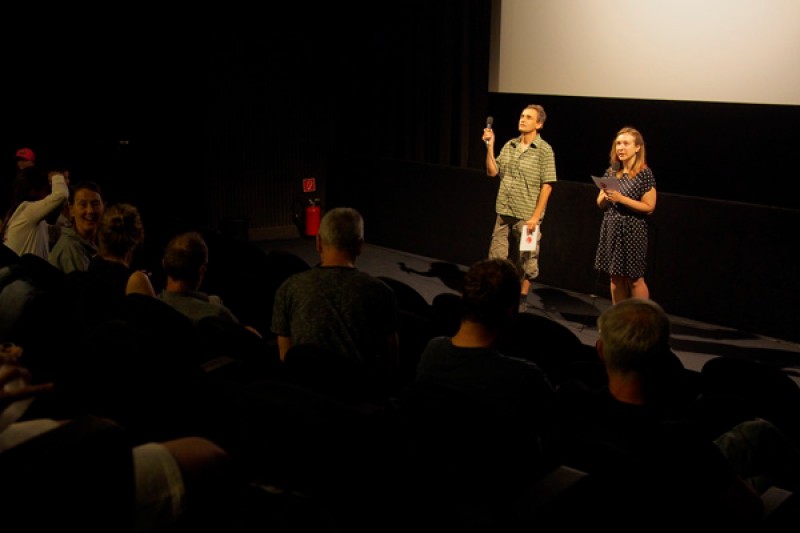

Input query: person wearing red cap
[15,148,36,170]
[2,150,37,237]
[3,148,36,221]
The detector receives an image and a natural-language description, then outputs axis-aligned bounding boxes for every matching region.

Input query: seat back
[497,312,597,385]
[0,254,74,385]
[0,415,134,531]
[124,293,204,364]
[698,357,800,445]
[195,315,281,379]
[395,380,553,508]
[282,343,389,405]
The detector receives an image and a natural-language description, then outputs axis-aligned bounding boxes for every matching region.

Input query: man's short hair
[162,231,208,283]
[461,258,521,328]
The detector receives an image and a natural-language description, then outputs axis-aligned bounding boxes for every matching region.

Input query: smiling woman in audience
[49,181,106,273]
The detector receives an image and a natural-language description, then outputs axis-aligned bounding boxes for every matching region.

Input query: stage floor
[255,237,800,383]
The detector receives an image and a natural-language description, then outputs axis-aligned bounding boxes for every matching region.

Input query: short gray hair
[597,298,671,372]
[318,207,364,256]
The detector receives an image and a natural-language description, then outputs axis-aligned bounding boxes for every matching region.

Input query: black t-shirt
[548,383,741,525]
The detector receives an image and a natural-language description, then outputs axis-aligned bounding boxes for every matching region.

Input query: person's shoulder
[365,271,393,284]
[207,293,225,306]
[421,335,452,353]
[352,269,393,288]
[88,255,125,272]
[157,290,179,302]
[127,270,155,297]
[369,274,401,301]
[47,232,77,264]
[87,255,109,270]
[273,267,319,301]
[496,350,546,372]
[481,349,551,383]
[48,233,67,255]
[276,265,315,286]
[51,226,79,247]
[637,166,656,189]
[416,337,457,373]
[637,166,655,179]
[535,136,555,150]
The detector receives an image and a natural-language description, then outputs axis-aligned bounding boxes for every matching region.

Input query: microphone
[485,116,494,146]
[611,161,621,172]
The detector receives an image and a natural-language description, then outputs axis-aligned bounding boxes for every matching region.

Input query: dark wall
[2,2,492,234]
[329,156,800,344]
[485,94,800,211]
[327,157,498,267]
[10,7,797,214]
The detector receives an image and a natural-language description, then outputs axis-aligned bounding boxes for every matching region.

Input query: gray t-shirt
[271,266,398,365]
[158,290,240,324]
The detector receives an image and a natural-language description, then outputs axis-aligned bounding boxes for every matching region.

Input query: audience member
[158,231,258,335]
[0,341,236,532]
[547,297,766,527]
[713,417,800,497]
[49,181,105,273]
[14,147,36,175]
[11,148,72,248]
[89,202,155,297]
[270,207,400,378]
[412,257,557,429]
[1,166,69,259]
[3,148,37,223]
[4,148,37,218]
[397,258,558,526]
[67,203,154,328]
[154,230,277,381]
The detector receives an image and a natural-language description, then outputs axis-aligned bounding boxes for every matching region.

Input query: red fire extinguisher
[304,198,321,236]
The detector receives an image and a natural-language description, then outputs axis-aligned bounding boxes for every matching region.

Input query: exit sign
[303,178,316,193]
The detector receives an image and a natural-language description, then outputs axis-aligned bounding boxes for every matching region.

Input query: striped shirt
[494,135,557,220]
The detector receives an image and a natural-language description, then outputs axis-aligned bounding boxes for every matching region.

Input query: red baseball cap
[15,148,35,161]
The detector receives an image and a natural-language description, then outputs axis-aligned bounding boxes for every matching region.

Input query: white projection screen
[490,0,800,106]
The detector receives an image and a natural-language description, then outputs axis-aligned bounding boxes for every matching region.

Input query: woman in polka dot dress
[594,127,657,304]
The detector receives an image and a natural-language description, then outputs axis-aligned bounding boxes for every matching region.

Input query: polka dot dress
[594,167,656,279]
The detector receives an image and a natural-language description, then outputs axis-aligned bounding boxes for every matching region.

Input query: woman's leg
[630,277,650,300]
[610,275,630,305]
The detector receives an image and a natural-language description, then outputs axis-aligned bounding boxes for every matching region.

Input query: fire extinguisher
[304,198,321,236]
[294,197,321,237]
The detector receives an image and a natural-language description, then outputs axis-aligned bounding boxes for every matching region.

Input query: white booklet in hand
[520,224,540,252]
[591,175,620,192]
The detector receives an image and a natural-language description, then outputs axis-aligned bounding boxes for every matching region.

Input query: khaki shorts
[488,215,541,280]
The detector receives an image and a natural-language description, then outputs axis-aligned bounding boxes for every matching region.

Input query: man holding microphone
[482,104,557,311]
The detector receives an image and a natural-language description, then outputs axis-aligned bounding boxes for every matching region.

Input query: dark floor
[254,237,800,384]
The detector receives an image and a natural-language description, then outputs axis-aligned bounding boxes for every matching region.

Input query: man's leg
[520,225,541,298]
[488,215,512,260]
